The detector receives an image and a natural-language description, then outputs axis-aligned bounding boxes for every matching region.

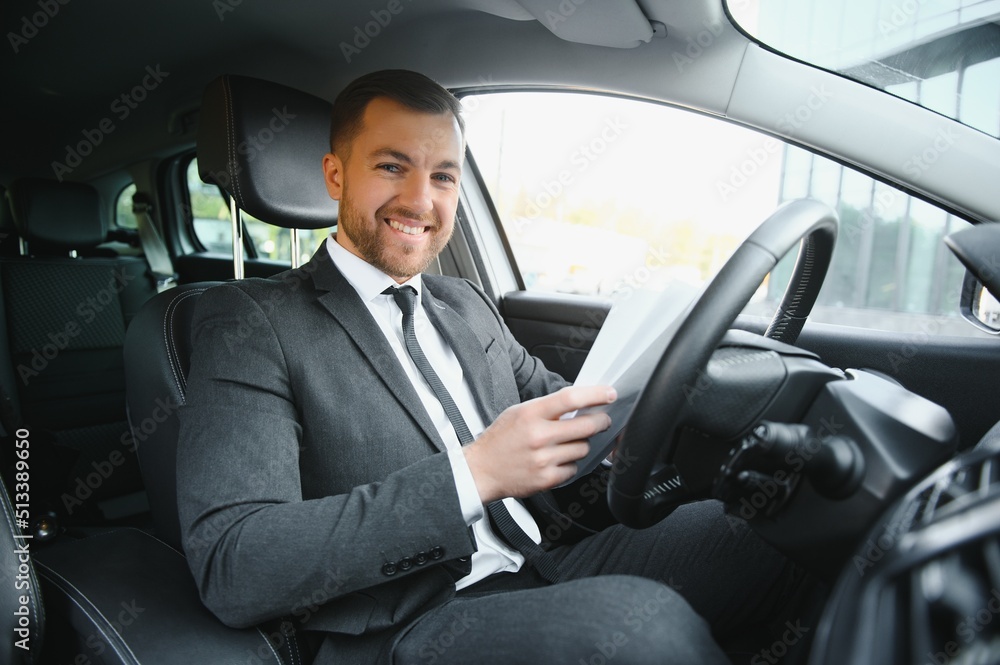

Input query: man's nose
[398,175,433,215]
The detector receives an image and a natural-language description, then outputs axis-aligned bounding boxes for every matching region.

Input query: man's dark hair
[329,69,465,157]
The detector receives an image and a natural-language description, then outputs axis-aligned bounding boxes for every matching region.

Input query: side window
[462,92,979,336]
[187,159,231,253]
[185,158,334,264]
[115,183,138,228]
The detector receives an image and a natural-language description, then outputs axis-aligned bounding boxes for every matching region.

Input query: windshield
[727,0,1000,138]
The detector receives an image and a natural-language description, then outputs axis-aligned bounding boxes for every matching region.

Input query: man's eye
[433,173,456,183]
[378,164,401,173]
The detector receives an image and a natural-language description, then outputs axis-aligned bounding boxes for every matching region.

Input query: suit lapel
[306,249,449,453]
[421,285,499,424]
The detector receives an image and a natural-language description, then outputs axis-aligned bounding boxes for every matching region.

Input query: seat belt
[131,192,177,292]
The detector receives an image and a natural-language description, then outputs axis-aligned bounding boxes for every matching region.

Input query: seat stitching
[59,593,134,664]
[287,626,301,665]
[35,562,139,665]
[82,527,188,559]
[162,294,185,396]
[62,594,134,665]
[255,626,283,664]
[0,484,40,663]
[224,76,245,210]
[64,529,286,664]
[167,289,206,394]
[171,288,211,393]
[162,288,209,398]
[26,557,44,660]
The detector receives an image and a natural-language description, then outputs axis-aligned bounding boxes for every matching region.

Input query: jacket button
[398,557,413,572]
[414,551,428,565]
[430,547,444,560]
[381,562,397,576]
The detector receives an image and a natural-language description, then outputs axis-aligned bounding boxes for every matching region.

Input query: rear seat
[2,178,159,527]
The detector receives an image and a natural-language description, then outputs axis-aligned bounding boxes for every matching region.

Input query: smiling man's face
[323,96,464,282]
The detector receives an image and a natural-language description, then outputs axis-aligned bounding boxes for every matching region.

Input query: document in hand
[560,281,699,485]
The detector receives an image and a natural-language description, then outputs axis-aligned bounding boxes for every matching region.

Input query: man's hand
[464,385,616,503]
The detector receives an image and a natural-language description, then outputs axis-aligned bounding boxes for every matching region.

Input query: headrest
[197,75,338,230]
[7,178,105,249]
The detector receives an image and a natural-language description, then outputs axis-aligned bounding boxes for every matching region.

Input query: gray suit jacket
[177,246,567,660]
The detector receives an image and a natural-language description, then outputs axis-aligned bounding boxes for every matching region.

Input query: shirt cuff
[448,447,485,525]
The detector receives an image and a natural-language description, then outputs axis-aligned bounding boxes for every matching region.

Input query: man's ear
[322,153,344,201]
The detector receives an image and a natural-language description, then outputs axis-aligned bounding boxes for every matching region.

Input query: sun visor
[514,0,655,48]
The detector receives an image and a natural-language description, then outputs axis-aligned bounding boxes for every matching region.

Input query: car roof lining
[1,0,996,224]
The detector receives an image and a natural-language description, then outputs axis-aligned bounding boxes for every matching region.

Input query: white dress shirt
[326,237,543,589]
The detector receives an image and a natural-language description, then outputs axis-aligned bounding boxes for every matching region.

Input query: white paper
[559,281,698,485]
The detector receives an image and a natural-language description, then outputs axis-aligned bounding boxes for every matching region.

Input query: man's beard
[337,193,452,280]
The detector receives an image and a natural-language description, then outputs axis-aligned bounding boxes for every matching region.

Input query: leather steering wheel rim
[607,198,839,528]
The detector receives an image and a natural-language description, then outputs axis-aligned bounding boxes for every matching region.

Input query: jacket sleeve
[176,283,476,629]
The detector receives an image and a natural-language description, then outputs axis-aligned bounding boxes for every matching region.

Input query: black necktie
[385,286,560,583]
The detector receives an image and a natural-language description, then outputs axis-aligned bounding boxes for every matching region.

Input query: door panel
[501,291,610,382]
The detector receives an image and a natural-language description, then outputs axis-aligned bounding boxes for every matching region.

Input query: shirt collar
[325,235,422,304]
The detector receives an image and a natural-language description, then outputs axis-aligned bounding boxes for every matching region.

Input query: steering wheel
[608,198,838,528]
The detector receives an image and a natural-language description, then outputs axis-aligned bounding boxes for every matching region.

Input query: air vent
[892,456,1000,534]
[878,532,1000,664]
[812,446,1000,665]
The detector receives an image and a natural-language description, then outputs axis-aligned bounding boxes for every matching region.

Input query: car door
[457,90,1000,451]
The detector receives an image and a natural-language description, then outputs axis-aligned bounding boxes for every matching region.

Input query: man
[178,70,796,664]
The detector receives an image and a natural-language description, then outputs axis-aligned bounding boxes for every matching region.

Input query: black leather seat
[1,179,157,528]
[19,74,337,664]
[125,73,337,550]
[0,470,44,665]
[123,282,218,548]
[75,74,335,663]
[33,525,293,665]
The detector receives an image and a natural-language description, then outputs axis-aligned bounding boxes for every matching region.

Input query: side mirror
[945,224,1000,335]
[960,271,1000,334]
